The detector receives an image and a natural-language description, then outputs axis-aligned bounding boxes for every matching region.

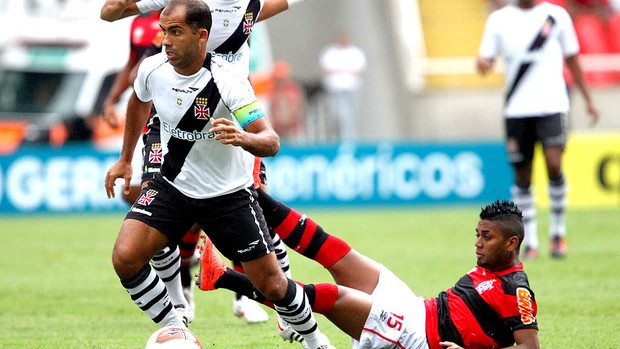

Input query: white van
[0,13,130,151]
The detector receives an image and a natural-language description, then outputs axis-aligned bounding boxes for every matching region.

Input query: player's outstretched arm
[101,0,141,21]
[259,0,290,22]
[105,93,153,198]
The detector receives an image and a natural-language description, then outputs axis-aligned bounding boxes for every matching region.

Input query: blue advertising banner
[0,145,128,214]
[0,141,512,213]
[263,141,512,207]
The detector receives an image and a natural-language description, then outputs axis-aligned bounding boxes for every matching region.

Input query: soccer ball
[144,326,202,349]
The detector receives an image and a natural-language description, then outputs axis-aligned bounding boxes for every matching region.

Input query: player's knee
[253,273,289,301]
[112,244,145,279]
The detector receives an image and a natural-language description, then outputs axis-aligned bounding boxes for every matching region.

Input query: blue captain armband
[233,101,266,129]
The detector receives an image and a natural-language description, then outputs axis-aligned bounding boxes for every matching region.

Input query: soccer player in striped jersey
[104,1,333,348]
[101,9,198,325]
[197,199,540,349]
[100,0,305,332]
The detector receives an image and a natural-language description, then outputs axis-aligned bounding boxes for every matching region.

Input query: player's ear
[506,235,519,252]
[199,28,209,42]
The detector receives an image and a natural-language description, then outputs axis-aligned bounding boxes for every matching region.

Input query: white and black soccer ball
[144,326,202,349]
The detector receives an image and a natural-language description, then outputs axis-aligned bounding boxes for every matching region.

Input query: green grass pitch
[1,205,618,348]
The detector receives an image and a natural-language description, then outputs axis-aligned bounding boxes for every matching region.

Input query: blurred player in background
[267,60,305,142]
[197,198,540,349]
[476,0,599,259]
[319,30,366,141]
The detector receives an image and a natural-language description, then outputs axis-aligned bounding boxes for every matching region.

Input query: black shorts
[141,114,162,183]
[126,175,274,262]
[505,113,567,165]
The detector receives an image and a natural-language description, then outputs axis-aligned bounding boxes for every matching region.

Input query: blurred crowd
[1,0,618,150]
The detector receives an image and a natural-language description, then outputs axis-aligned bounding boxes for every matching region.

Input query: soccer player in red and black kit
[197,198,540,349]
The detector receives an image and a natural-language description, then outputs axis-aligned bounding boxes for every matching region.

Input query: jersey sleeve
[498,276,538,332]
[478,11,501,58]
[133,54,160,103]
[556,7,580,57]
[136,0,169,13]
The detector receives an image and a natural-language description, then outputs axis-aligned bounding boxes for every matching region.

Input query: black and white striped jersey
[134,52,259,199]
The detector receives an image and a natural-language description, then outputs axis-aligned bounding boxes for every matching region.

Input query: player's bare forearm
[101,0,140,21]
[565,55,599,125]
[241,130,280,157]
[121,93,152,162]
[259,0,289,21]
[210,118,280,157]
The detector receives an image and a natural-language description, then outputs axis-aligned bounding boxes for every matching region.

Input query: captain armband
[233,101,266,129]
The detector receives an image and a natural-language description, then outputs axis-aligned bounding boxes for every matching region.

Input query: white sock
[151,246,189,309]
[549,176,567,238]
[512,185,538,249]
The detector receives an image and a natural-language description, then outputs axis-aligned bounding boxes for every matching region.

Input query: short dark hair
[480,200,524,250]
[165,0,212,33]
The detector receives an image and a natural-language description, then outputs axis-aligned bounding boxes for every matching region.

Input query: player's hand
[103,100,121,128]
[439,341,464,349]
[476,57,493,75]
[105,160,133,199]
[209,118,246,147]
[586,101,599,127]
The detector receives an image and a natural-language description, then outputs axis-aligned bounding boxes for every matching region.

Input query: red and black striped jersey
[129,11,162,63]
[424,264,537,349]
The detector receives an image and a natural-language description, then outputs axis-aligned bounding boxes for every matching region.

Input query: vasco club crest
[194,97,210,120]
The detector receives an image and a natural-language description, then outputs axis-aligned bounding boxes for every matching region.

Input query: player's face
[474,219,514,272]
[160,5,207,75]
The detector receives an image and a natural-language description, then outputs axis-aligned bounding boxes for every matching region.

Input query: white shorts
[129,135,145,187]
[355,266,429,349]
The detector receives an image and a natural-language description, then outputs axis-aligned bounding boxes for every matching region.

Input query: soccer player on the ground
[100,0,306,331]
[197,199,540,349]
[104,1,334,348]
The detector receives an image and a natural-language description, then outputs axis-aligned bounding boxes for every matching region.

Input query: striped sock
[151,246,188,309]
[273,279,324,348]
[121,264,183,327]
[511,184,538,250]
[258,188,351,268]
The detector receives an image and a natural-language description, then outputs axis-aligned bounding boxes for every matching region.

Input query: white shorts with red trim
[355,266,429,349]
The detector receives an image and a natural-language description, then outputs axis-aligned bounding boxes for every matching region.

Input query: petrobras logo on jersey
[262,142,512,206]
[212,51,244,63]
[162,121,219,141]
[0,146,127,213]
